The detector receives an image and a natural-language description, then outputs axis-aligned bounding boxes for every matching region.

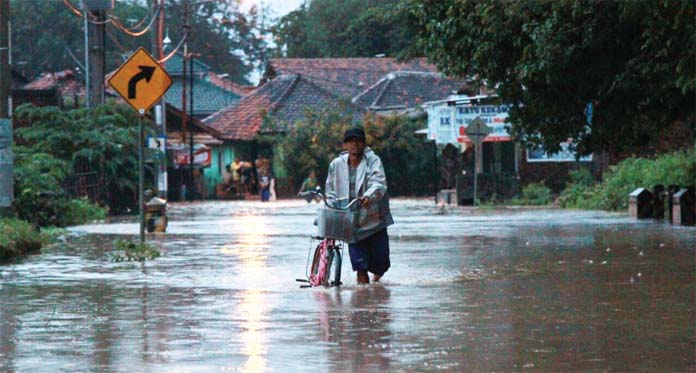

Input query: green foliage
[273,0,414,58]
[269,108,437,196]
[556,168,596,209]
[559,148,695,210]
[516,182,552,206]
[13,103,146,225]
[365,115,438,196]
[266,105,358,190]
[0,218,47,262]
[64,198,107,225]
[111,239,161,262]
[400,0,695,154]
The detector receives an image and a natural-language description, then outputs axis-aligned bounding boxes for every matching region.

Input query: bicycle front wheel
[310,243,334,287]
[329,247,342,287]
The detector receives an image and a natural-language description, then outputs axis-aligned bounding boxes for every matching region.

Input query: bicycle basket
[317,207,356,241]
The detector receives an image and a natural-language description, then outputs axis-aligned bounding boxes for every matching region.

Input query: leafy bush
[559,148,695,210]
[64,198,107,225]
[267,107,438,196]
[518,182,553,205]
[12,148,106,227]
[0,218,47,262]
[556,168,596,208]
[13,103,153,217]
[111,239,161,262]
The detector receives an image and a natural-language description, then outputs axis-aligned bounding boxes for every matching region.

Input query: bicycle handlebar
[299,187,359,210]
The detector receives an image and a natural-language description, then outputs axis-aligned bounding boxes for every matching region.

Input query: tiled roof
[203,75,297,141]
[162,52,211,77]
[204,74,364,141]
[265,58,439,98]
[353,71,471,110]
[164,77,240,118]
[23,70,85,101]
[206,72,256,96]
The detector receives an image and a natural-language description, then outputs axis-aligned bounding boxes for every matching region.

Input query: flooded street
[1,199,694,372]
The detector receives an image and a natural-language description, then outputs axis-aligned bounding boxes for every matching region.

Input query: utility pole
[0,0,13,217]
[180,0,191,201]
[189,51,195,201]
[84,0,113,106]
[152,0,167,199]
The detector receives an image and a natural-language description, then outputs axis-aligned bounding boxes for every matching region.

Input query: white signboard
[426,103,512,144]
[427,105,456,143]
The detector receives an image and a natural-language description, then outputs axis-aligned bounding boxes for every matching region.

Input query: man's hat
[343,127,366,142]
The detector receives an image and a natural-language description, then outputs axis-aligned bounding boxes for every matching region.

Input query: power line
[63,42,85,71]
[109,5,162,37]
[158,33,187,63]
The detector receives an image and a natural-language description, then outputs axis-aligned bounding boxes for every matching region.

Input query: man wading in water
[325,127,394,284]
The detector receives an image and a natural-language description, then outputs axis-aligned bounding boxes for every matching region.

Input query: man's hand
[359,195,372,208]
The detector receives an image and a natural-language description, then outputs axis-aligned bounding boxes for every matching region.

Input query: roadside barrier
[629,184,695,226]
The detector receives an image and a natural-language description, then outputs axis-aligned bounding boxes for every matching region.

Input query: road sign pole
[107,46,172,241]
[139,112,145,243]
[473,144,478,206]
[465,117,491,207]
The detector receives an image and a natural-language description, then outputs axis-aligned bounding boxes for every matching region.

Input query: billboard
[426,103,512,144]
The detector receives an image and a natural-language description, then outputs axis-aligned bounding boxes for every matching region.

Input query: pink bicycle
[297,188,358,288]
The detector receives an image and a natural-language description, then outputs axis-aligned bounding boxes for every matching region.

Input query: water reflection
[225,214,270,372]
[237,289,267,373]
[315,286,393,371]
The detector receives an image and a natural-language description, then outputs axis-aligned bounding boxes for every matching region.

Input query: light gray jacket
[325,147,393,241]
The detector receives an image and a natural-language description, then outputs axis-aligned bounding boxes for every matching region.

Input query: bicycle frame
[297,187,357,288]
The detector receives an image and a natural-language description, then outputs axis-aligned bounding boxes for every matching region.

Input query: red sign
[174,148,211,168]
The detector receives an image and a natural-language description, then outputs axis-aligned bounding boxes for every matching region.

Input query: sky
[240,0,305,19]
[238,0,305,83]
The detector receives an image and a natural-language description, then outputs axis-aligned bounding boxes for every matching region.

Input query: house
[204,57,469,197]
[425,94,601,204]
[155,53,246,199]
[163,103,225,201]
[352,71,470,117]
[11,69,71,111]
[22,69,86,108]
[204,73,366,196]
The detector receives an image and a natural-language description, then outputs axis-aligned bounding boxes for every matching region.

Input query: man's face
[343,137,366,157]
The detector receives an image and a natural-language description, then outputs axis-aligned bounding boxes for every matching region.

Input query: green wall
[203,145,235,198]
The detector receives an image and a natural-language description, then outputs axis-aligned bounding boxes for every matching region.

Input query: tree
[272,0,414,58]
[268,107,437,197]
[399,0,695,155]
[10,0,267,83]
[13,102,152,216]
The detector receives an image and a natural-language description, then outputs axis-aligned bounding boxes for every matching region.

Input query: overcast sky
[240,0,305,19]
[239,0,305,83]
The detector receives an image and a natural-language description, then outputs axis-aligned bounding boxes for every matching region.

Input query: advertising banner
[426,103,512,144]
[174,148,211,168]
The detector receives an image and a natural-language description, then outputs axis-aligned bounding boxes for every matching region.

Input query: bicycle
[296,187,359,288]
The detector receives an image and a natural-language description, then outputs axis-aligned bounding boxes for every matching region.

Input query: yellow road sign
[108,47,172,113]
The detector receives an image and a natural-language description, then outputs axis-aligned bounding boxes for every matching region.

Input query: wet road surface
[1,199,695,371]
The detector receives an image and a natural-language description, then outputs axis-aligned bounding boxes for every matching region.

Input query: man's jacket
[325,147,394,242]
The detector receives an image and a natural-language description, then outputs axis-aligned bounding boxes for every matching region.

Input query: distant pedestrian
[256,157,273,202]
[325,127,393,284]
[298,170,320,202]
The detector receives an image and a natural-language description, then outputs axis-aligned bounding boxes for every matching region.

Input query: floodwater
[1,199,694,372]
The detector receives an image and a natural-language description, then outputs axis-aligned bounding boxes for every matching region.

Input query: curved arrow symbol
[128,65,157,99]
